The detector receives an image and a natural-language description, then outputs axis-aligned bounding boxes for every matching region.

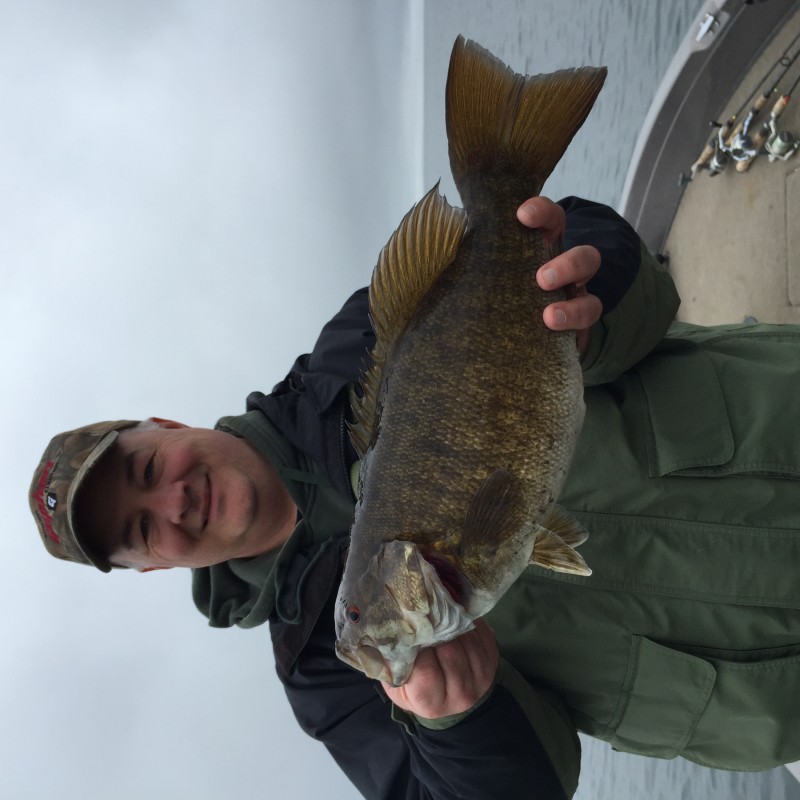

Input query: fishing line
[784,65,800,99]
[730,29,800,122]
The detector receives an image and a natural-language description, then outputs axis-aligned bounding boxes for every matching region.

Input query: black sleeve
[558,196,641,314]
[268,287,375,407]
[247,289,374,498]
[273,591,567,800]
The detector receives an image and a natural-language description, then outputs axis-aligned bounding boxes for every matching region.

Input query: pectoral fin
[460,469,526,558]
[531,506,591,576]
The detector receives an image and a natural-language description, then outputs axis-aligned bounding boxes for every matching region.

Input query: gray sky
[9,2,798,799]
[1,2,422,797]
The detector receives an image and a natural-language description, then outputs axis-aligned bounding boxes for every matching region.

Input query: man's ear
[148,417,188,429]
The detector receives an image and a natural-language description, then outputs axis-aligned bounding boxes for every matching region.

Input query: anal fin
[541,505,589,549]
[531,505,591,576]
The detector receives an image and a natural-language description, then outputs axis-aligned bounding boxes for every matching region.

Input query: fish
[334,36,605,687]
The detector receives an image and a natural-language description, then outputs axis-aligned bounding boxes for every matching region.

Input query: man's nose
[148,481,190,525]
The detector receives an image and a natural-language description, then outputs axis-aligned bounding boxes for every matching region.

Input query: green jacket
[488,245,800,772]
[194,241,800,797]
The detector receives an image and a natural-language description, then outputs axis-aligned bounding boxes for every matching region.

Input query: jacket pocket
[635,349,734,477]
[610,635,800,770]
[637,346,800,478]
[609,636,715,759]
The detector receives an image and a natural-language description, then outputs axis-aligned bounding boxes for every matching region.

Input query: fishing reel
[707,142,730,175]
[725,131,760,162]
[759,94,799,161]
[707,118,758,174]
[765,128,799,161]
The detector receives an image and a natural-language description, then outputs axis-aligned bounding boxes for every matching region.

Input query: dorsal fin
[349,185,467,458]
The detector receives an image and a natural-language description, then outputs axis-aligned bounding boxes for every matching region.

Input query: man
[30,196,800,799]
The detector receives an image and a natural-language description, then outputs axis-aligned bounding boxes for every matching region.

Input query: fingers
[383,647,446,713]
[381,647,446,714]
[537,244,601,292]
[382,620,499,718]
[518,196,603,357]
[516,196,566,242]
[538,245,603,340]
[431,620,498,711]
[543,292,603,333]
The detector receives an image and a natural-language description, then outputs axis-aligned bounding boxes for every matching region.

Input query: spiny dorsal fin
[446,35,607,204]
[531,506,592,576]
[460,469,527,558]
[349,185,467,458]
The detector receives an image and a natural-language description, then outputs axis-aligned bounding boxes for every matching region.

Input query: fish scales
[362,231,577,540]
[335,36,606,686]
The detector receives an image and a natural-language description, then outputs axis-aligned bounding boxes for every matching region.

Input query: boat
[620,0,800,326]
[621,0,800,783]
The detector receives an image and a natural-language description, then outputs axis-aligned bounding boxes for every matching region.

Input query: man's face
[77,421,296,570]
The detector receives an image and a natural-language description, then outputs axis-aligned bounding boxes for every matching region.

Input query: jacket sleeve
[248,288,375,499]
[273,593,571,800]
[557,197,682,386]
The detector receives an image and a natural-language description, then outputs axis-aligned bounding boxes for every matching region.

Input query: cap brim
[66,430,120,572]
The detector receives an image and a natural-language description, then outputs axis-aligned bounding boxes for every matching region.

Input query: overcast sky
[9,2,796,799]
[1,2,422,798]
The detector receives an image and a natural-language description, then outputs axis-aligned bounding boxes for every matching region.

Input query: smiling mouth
[202,474,211,531]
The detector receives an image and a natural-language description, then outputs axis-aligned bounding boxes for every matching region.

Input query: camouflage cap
[29,420,140,572]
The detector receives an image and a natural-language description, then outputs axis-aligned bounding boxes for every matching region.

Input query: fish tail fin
[445,35,606,209]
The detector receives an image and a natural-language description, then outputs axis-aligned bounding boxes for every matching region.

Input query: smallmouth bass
[335,36,605,686]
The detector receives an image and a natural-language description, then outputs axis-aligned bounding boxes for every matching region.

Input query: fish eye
[346,605,361,623]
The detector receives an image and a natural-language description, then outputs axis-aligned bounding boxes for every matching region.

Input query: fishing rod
[689,26,800,177]
[723,28,800,148]
[736,61,800,170]
[716,43,800,170]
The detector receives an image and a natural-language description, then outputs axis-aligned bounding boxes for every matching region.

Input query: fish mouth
[335,640,403,684]
[333,543,472,687]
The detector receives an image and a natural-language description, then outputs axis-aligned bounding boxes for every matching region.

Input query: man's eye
[140,514,151,542]
[144,456,155,487]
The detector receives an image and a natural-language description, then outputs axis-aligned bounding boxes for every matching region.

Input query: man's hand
[382,619,499,719]
[518,196,603,356]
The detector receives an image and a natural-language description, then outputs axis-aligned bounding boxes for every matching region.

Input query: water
[423,0,703,210]
[422,2,800,798]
